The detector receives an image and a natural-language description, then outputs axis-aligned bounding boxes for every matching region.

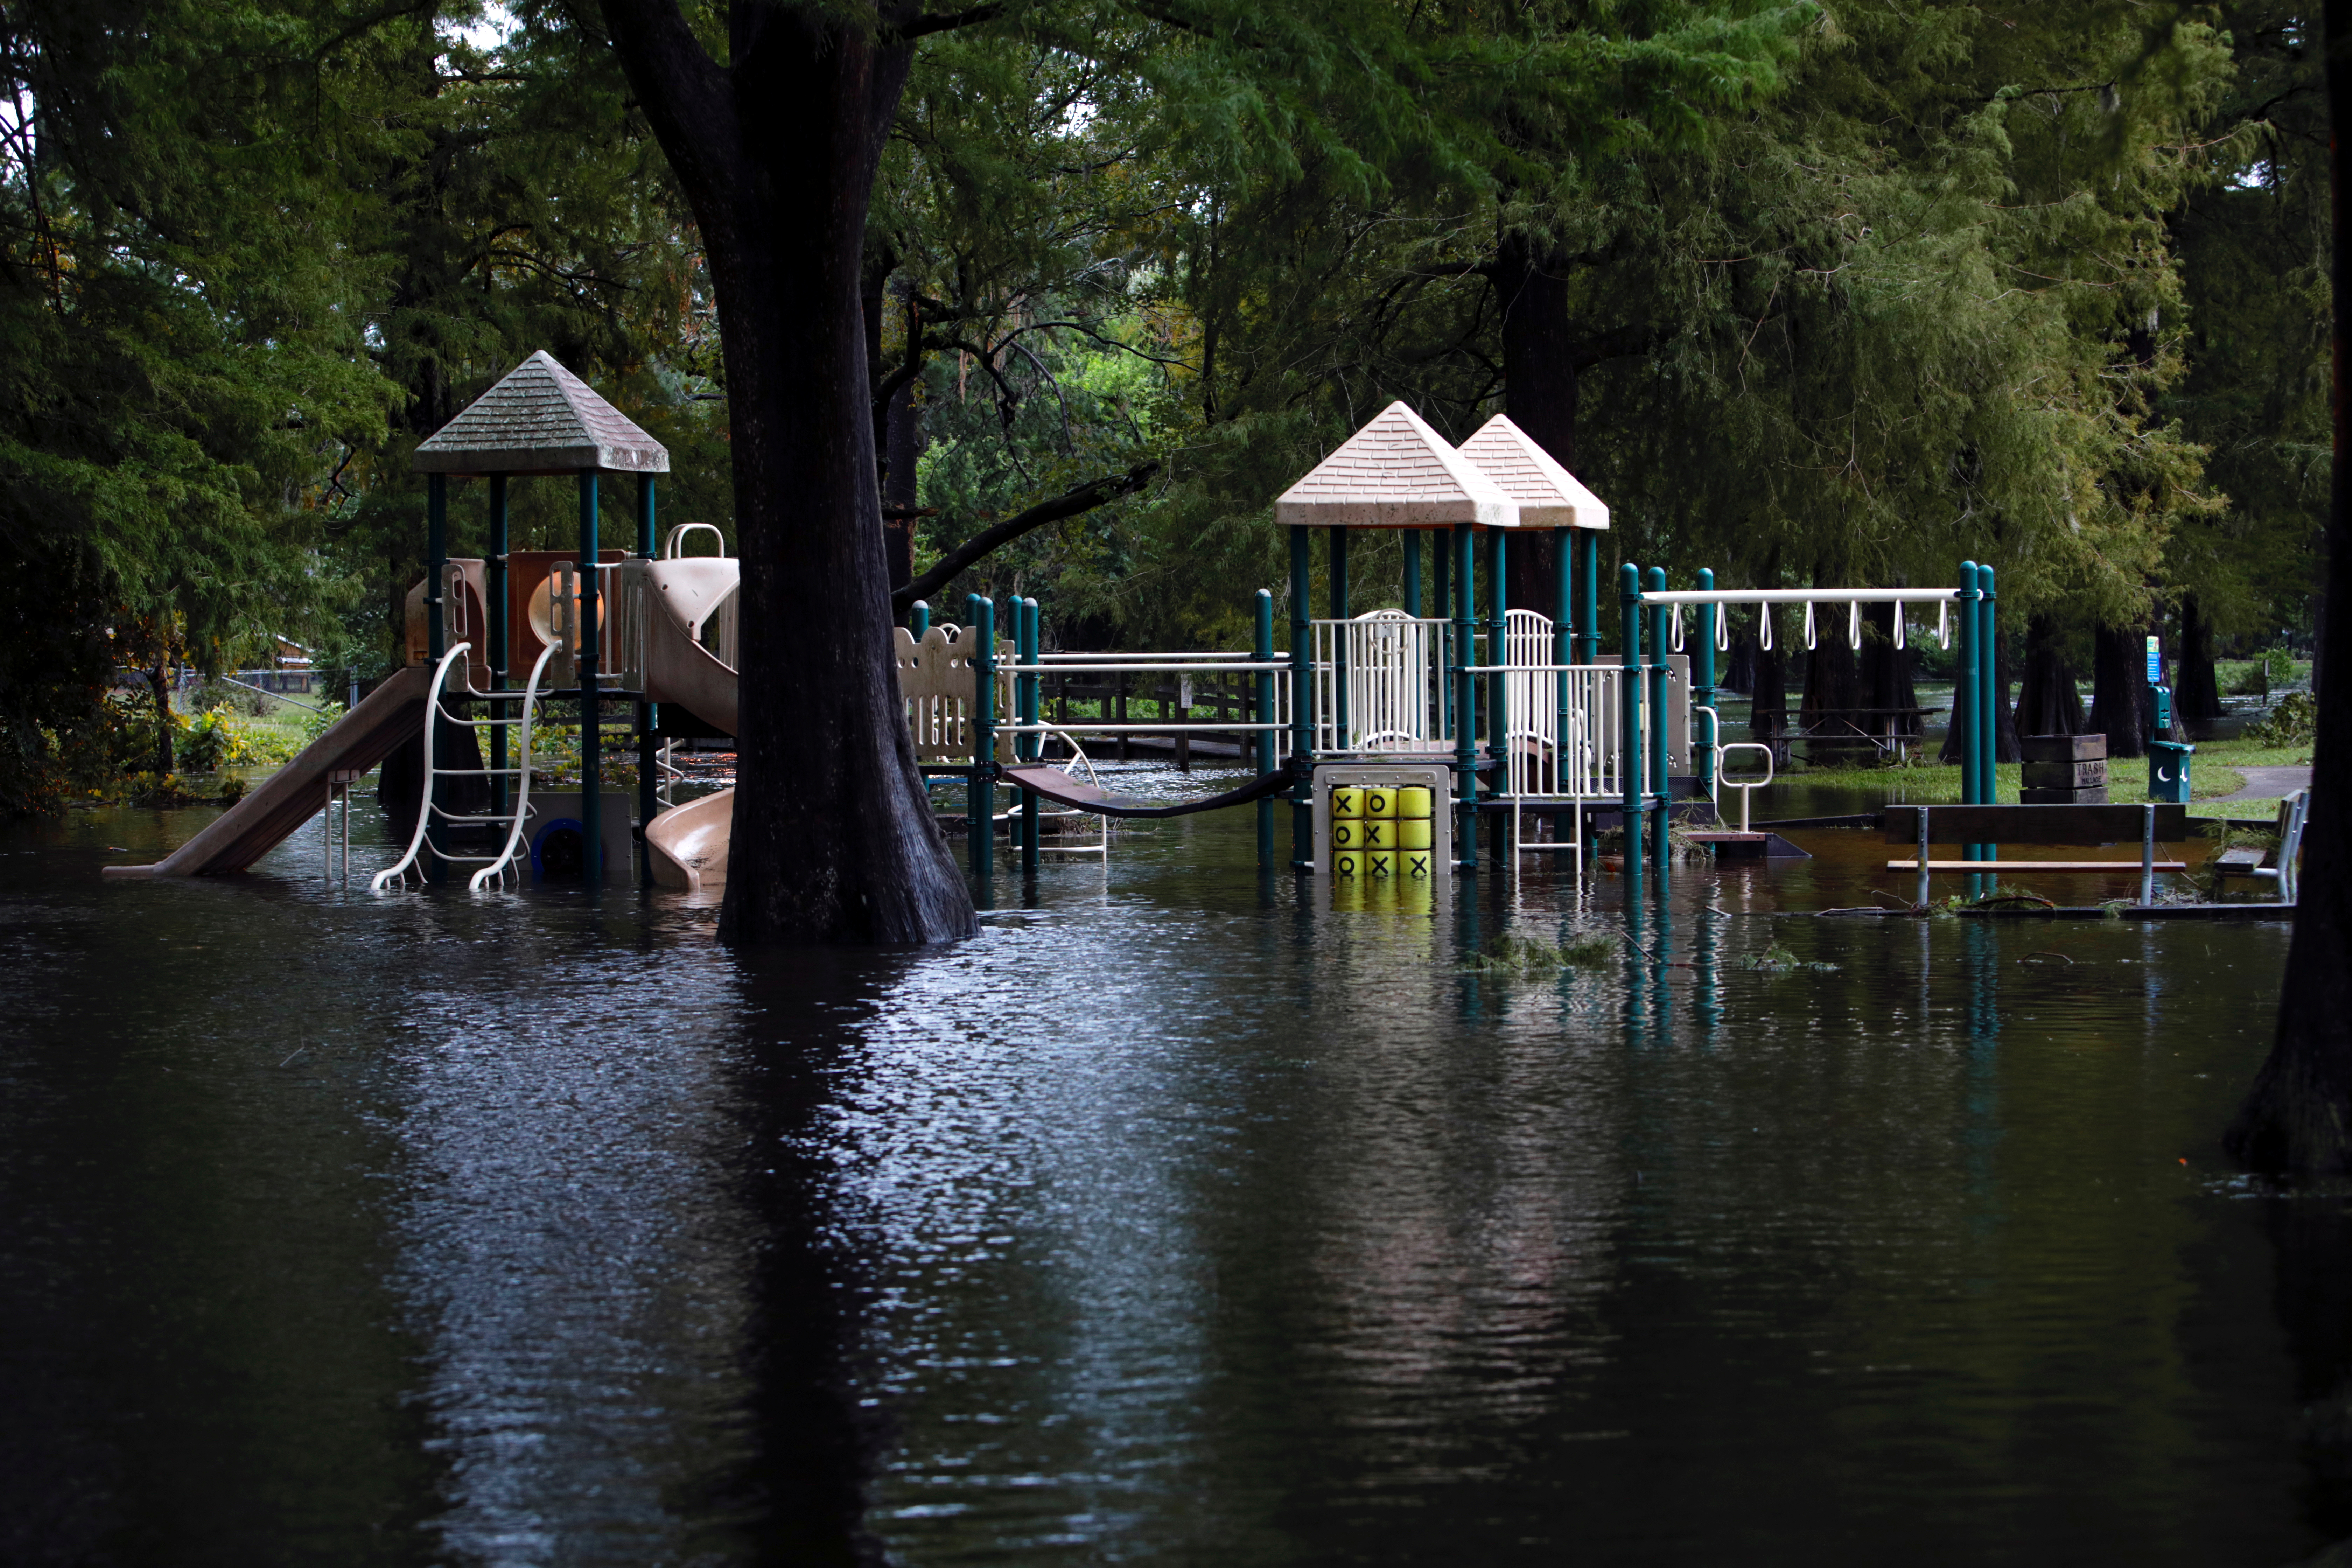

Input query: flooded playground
[0,768,2326,1565]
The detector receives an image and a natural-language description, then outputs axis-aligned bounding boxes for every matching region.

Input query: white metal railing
[1004,649,1293,756]
[1307,612,1450,754]
[372,639,559,892]
[548,560,633,689]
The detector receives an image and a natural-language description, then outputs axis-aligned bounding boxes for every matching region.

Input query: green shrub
[2245,689,2318,748]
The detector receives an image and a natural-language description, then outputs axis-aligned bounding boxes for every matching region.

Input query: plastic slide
[110,550,757,888]
[104,666,433,877]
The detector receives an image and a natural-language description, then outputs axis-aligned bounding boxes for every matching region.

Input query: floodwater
[0,766,2334,1566]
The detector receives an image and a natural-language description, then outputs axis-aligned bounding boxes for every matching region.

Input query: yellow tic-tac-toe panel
[1394,786,1433,820]
[1365,849,1395,877]
[1331,820,1361,850]
[1364,789,1394,819]
[1401,847,1435,878]
[1394,818,1431,849]
[1359,820,1388,849]
[1333,848,1364,877]
[1330,787,1363,819]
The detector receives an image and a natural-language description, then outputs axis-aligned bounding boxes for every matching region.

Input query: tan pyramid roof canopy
[1455,415,1610,530]
[1274,401,1517,528]
[412,350,670,477]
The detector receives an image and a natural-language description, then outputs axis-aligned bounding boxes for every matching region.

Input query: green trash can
[2149,739,2194,804]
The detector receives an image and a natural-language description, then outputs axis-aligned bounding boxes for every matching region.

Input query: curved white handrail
[1717,741,1776,833]
[662,522,728,559]
[372,643,470,890]
[1023,726,1110,859]
[467,641,561,890]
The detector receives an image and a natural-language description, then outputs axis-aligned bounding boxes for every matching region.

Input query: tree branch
[1565,322,1665,372]
[898,4,1008,39]
[894,462,1161,612]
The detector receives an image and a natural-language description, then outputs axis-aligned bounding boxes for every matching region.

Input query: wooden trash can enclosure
[2021,733,2108,804]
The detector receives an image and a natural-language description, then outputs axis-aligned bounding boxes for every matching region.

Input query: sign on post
[2144,635,2162,684]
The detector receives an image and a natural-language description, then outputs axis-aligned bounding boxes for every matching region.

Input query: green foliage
[1744,942,1839,972]
[1462,930,1619,973]
[2244,689,2318,748]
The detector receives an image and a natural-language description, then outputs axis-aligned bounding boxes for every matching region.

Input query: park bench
[2210,788,2309,904]
[1884,803,2191,906]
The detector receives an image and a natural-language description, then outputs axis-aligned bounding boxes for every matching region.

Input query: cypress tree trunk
[146,660,174,774]
[2014,613,2086,736]
[1992,625,2021,763]
[1751,637,1790,767]
[2178,594,2226,723]
[2226,0,2352,1175]
[1722,629,1756,694]
[2089,620,2151,760]
[599,1,975,946]
[882,285,924,592]
[1858,603,1919,741]
[1798,596,1861,757]
[1495,236,1572,614]
[1490,235,1653,613]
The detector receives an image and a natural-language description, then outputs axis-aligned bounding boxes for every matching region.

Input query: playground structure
[935,401,2040,898]
[100,365,2239,908]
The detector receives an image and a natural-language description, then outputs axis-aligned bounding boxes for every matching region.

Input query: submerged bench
[1885,803,2191,905]
[2211,788,2309,904]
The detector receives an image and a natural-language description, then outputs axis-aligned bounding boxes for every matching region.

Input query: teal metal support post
[578,471,602,885]
[488,476,509,822]
[1555,530,1573,847]
[1021,597,1040,874]
[1289,526,1313,867]
[1955,562,1980,862]
[967,592,995,886]
[1254,589,1276,868]
[1455,523,1478,867]
[1489,528,1508,867]
[1646,566,1671,863]
[1576,532,1601,666]
[1403,530,1422,617]
[425,474,448,883]
[910,600,929,638]
[1432,531,1452,734]
[1694,567,1717,807]
[1330,528,1350,745]
[1978,564,1999,864]
[636,475,656,886]
[1620,564,1645,868]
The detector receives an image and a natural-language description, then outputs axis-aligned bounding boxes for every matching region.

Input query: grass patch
[2197,796,2290,823]
[1765,755,2258,802]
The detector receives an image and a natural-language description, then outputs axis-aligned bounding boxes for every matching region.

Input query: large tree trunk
[1993,624,2021,763]
[1495,234,1573,615]
[2089,619,2152,760]
[2013,613,2086,736]
[882,285,924,592]
[1858,602,1920,742]
[146,660,174,774]
[1750,635,1790,767]
[600,1,974,946]
[1798,597,1862,757]
[1722,629,1756,695]
[2178,593,2226,723]
[1490,235,1652,616]
[2227,0,2352,1175]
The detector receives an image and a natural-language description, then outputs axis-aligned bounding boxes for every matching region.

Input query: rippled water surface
[0,768,2329,1565]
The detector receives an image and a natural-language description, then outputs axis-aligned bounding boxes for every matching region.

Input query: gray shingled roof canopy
[412,350,670,477]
